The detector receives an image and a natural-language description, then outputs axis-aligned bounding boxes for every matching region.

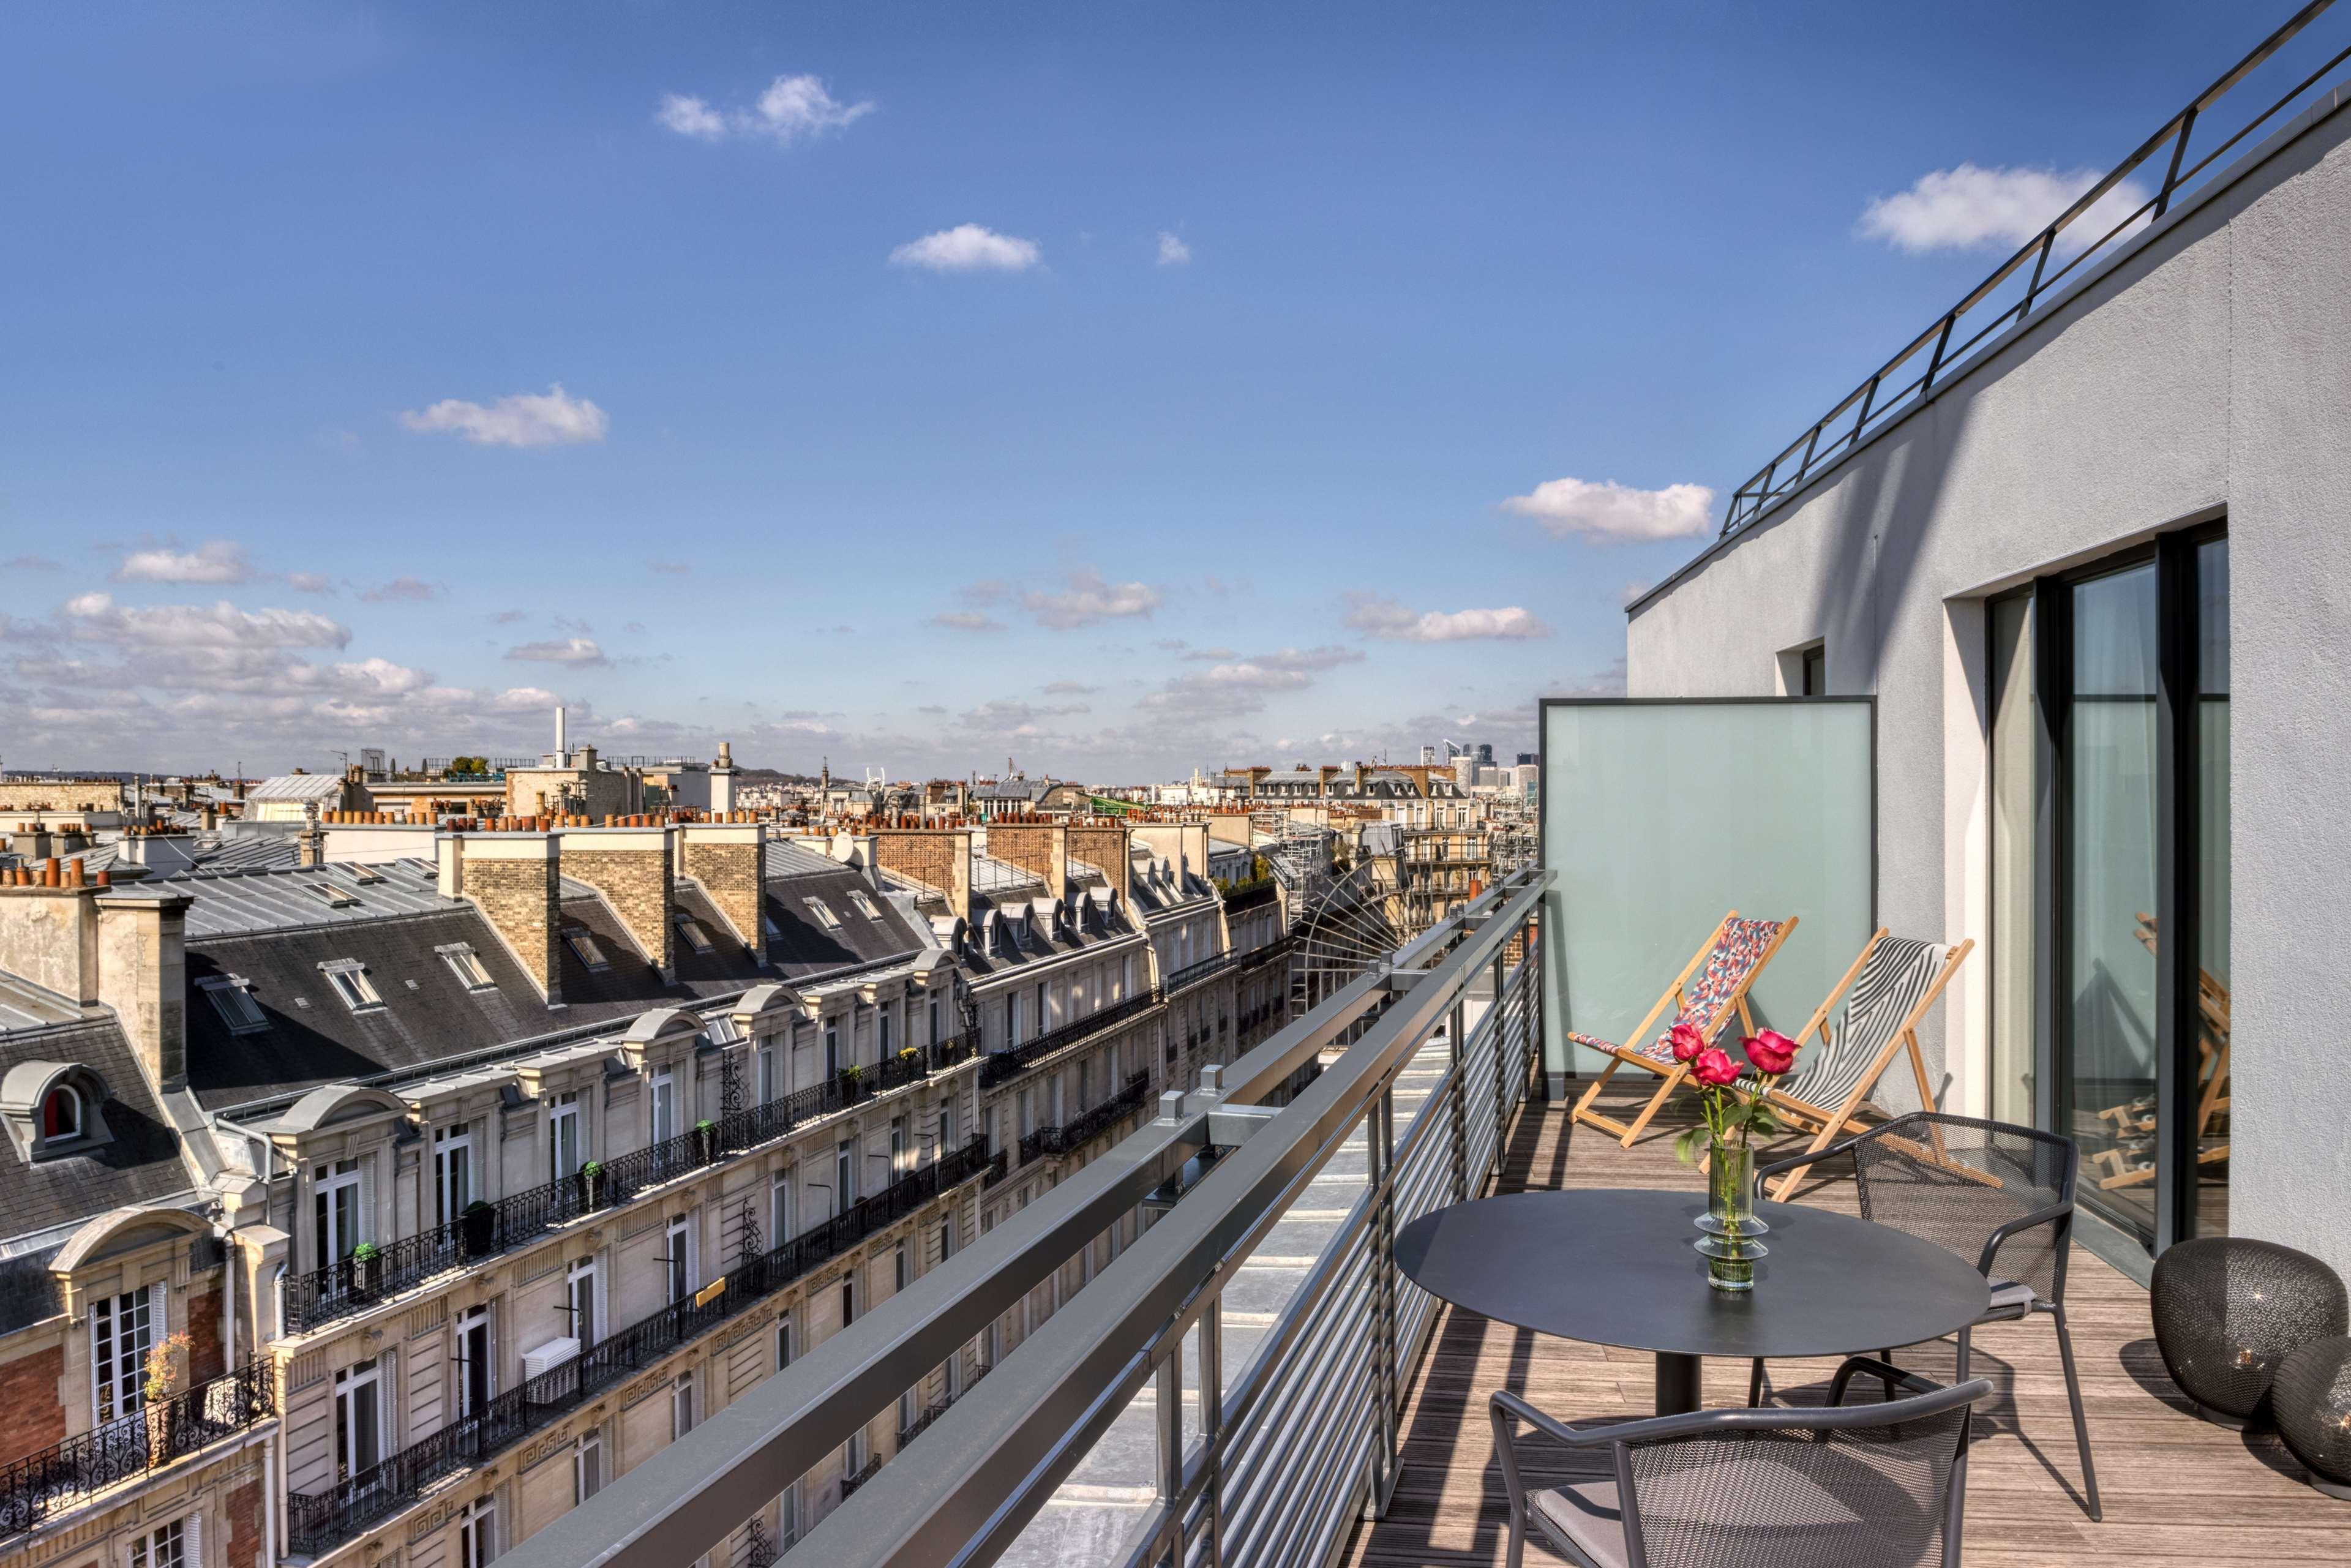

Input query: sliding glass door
[1988,527,2228,1253]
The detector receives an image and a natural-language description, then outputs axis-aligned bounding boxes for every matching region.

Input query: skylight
[675,917,714,955]
[199,975,269,1034]
[307,881,358,909]
[565,930,612,972]
[320,962,384,1012]
[848,890,880,920]
[803,898,842,932]
[437,943,496,991]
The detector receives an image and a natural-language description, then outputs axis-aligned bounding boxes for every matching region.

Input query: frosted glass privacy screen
[1539,699,1874,1082]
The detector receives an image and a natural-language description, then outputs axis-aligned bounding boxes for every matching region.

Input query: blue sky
[0,1,2310,779]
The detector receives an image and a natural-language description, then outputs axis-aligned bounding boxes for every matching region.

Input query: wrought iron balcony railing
[285,1137,994,1557]
[0,1362,276,1536]
[978,988,1163,1087]
[283,1053,947,1334]
[1017,1072,1153,1163]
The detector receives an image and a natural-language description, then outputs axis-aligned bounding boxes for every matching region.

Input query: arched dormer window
[40,1084,80,1141]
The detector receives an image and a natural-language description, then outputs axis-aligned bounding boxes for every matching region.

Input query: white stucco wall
[1625,89,2351,1270]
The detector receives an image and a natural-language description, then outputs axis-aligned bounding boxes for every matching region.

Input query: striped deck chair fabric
[1780,936,1946,1115]
[1565,917,1785,1062]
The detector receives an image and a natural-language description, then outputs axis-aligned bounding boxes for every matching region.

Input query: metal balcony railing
[1017,1073,1154,1164]
[1720,0,2351,538]
[285,1138,994,1557]
[978,989,1163,1087]
[283,1052,950,1334]
[493,869,1548,1568]
[0,1362,276,1536]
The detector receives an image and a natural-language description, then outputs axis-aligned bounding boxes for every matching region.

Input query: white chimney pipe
[555,705,567,759]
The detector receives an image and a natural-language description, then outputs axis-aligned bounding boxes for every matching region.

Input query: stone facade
[0,780,124,814]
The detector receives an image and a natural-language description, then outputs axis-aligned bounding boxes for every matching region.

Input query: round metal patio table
[1393,1188,1990,1414]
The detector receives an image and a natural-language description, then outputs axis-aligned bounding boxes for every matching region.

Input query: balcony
[0,1362,275,1536]
[284,1051,956,1335]
[1016,1072,1153,1163]
[979,988,1163,1088]
[285,1136,994,1558]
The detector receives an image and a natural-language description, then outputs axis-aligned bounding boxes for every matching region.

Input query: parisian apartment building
[0,786,1292,1568]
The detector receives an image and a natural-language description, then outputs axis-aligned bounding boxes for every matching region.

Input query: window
[775,1316,793,1372]
[39,1084,80,1142]
[674,916,714,955]
[459,1496,497,1568]
[567,1256,601,1348]
[665,1214,696,1304]
[129,1518,193,1568]
[457,1305,492,1419]
[803,898,842,932]
[763,911,784,941]
[757,1042,781,1103]
[91,1286,157,1422]
[438,943,496,991]
[574,1431,604,1504]
[771,1170,797,1244]
[434,1124,473,1225]
[928,997,940,1043]
[1008,991,1025,1046]
[893,1242,908,1293]
[834,1140,856,1210]
[878,1009,893,1056]
[704,1014,742,1045]
[199,975,269,1033]
[335,1359,384,1480]
[549,1092,582,1182]
[891,1116,909,1179]
[671,1373,696,1440]
[650,1066,678,1145]
[314,1157,364,1264]
[1800,642,1826,697]
[823,1021,841,1079]
[564,929,611,972]
[939,1097,958,1151]
[848,890,880,920]
[840,1277,856,1328]
[320,961,383,1012]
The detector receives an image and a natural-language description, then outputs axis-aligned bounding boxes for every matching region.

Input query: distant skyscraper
[1419,745,1438,766]
[1474,743,1494,766]
[1515,752,1537,767]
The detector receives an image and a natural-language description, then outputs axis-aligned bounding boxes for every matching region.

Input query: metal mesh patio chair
[1489,1359,1992,1568]
[1751,1111,2100,1520]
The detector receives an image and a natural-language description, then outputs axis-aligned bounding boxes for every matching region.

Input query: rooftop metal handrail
[1720,0,2350,539]
[978,987,1164,1087]
[493,868,1546,1568]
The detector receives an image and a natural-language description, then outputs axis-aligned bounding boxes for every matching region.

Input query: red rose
[1743,1030,1799,1076]
[1691,1047,1740,1087]
[1667,1022,1705,1062]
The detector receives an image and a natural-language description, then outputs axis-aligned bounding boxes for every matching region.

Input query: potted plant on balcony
[694,1117,721,1164]
[460,1199,498,1258]
[577,1158,607,1211]
[839,1063,864,1101]
[140,1331,193,1461]
[348,1240,384,1296]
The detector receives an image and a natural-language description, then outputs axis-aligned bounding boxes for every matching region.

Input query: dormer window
[437,943,497,992]
[673,916,714,955]
[566,930,612,972]
[803,898,842,932]
[200,975,269,1033]
[40,1084,80,1141]
[320,960,384,1013]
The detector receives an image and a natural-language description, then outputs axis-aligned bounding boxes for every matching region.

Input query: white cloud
[283,572,336,594]
[1020,569,1161,629]
[1142,645,1363,718]
[1343,595,1553,642]
[657,74,874,147]
[360,576,439,604]
[400,384,609,448]
[890,224,1041,273]
[114,539,252,584]
[505,637,608,666]
[1500,476,1715,542]
[5,555,61,571]
[62,593,350,650]
[928,610,1006,632]
[1858,163,2151,255]
[1157,231,1191,266]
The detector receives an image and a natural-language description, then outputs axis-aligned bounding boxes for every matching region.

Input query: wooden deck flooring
[1341,1090,2351,1566]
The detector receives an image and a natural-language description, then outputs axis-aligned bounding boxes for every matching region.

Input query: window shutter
[88,1304,103,1427]
[357,1155,376,1245]
[183,1510,204,1566]
[148,1283,168,1370]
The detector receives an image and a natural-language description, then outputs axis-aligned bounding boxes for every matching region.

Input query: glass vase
[1695,1141,1769,1237]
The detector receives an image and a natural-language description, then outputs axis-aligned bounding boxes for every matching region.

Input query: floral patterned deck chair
[1566,911,1796,1149]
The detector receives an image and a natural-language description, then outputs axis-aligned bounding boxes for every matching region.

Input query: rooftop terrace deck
[1344,1089,2351,1567]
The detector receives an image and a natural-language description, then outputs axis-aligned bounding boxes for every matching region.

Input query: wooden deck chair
[1755,931,1974,1199]
[1565,911,1796,1149]
[2091,912,2231,1191]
